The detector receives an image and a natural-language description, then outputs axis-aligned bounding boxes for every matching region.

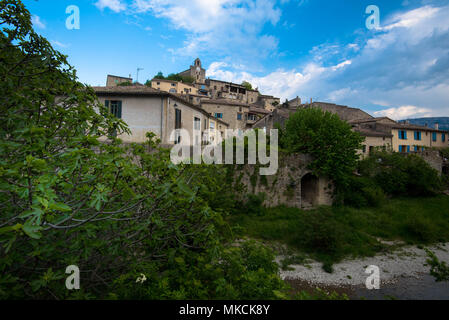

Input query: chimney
[435,123,439,130]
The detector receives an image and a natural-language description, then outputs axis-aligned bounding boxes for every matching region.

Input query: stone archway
[301,173,319,209]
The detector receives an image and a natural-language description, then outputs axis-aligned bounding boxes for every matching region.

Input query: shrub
[343,176,385,208]
[358,151,442,197]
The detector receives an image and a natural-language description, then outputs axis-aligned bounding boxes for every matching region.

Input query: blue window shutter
[414,131,417,140]
[399,145,402,152]
[414,146,418,152]
[407,146,410,153]
[404,131,407,140]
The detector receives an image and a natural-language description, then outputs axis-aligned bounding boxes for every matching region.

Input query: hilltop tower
[179,58,206,84]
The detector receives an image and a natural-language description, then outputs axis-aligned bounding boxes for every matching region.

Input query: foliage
[0,0,288,300]
[229,196,449,268]
[426,249,449,282]
[241,81,253,90]
[110,241,288,300]
[279,108,364,196]
[149,72,195,84]
[117,81,132,86]
[342,176,385,208]
[358,151,442,197]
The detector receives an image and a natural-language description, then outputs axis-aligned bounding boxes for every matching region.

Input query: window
[194,117,201,130]
[210,121,215,130]
[237,113,242,120]
[175,109,182,129]
[362,145,366,153]
[157,82,160,85]
[215,113,223,119]
[171,83,176,87]
[432,132,437,142]
[414,146,418,152]
[105,100,122,119]
[399,130,407,140]
[369,146,374,153]
[443,133,446,142]
[169,88,177,93]
[248,114,257,121]
[399,145,409,153]
[414,131,421,141]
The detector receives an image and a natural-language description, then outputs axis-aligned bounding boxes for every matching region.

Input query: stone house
[178,58,206,84]
[150,78,198,96]
[106,74,133,86]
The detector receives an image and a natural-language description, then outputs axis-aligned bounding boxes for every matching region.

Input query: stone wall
[233,154,334,209]
[418,149,444,174]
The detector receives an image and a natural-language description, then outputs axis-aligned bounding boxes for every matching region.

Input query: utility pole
[136,68,144,84]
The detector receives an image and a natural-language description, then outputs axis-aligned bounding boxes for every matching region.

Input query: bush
[342,176,385,208]
[109,241,288,300]
[358,151,442,197]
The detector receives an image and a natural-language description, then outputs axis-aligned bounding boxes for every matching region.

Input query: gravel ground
[279,242,449,288]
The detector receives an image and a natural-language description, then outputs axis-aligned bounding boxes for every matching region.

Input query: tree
[153,71,164,79]
[241,81,253,90]
[280,107,364,193]
[0,0,288,300]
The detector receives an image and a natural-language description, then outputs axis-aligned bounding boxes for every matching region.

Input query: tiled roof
[391,123,448,133]
[201,99,250,107]
[249,106,271,114]
[353,127,393,137]
[92,85,162,95]
[348,117,395,124]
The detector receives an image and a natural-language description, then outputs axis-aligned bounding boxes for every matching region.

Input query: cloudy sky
[24,0,449,119]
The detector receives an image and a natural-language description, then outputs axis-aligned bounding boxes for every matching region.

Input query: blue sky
[24,0,449,119]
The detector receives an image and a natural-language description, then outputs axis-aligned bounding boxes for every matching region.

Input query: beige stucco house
[151,79,198,96]
[93,86,228,145]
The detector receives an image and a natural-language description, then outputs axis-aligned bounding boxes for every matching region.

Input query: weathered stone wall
[419,149,444,174]
[233,154,334,209]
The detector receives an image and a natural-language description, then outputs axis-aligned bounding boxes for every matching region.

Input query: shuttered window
[414,131,421,141]
[175,109,182,129]
[105,100,122,119]
[432,132,437,142]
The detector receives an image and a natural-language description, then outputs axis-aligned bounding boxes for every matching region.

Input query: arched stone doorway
[443,165,449,176]
[301,173,319,209]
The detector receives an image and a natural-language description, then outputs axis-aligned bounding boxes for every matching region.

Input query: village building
[93,86,229,145]
[106,74,133,86]
[252,100,449,157]
[151,78,198,95]
[178,58,206,84]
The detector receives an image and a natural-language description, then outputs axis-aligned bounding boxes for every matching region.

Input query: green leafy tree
[0,0,287,300]
[241,81,253,90]
[153,71,165,79]
[279,107,364,194]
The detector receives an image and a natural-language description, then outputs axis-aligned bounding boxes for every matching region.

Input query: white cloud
[373,105,433,120]
[95,0,127,12]
[31,15,46,29]
[51,40,69,48]
[131,0,282,59]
